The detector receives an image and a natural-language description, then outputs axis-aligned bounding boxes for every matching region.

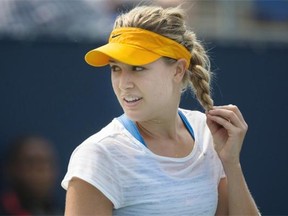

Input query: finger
[206,113,232,130]
[213,104,245,123]
[206,114,220,134]
[208,108,241,128]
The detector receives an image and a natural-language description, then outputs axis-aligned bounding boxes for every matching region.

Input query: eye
[132,66,145,71]
[110,65,121,72]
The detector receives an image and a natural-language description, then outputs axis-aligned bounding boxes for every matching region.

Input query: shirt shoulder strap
[117,114,147,147]
[178,110,195,140]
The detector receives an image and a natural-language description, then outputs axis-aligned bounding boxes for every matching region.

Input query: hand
[206,105,248,165]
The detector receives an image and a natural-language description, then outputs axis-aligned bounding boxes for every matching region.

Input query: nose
[119,70,134,90]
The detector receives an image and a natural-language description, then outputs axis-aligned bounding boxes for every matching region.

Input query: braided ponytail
[187,39,214,111]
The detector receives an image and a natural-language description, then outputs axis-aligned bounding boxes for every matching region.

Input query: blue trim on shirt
[178,110,195,140]
[117,110,195,147]
[117,114,147,147]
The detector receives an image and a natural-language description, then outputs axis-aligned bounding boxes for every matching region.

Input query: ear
[173,58,187,83]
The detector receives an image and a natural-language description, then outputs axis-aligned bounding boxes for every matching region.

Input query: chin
[124,110,144,122]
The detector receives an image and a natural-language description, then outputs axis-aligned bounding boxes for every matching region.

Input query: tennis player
[62,5,260,216]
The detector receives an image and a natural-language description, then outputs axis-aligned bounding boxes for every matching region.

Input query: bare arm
[65,177,113,216]
[216,178,228,216]
[224,163,259,215]
[207,105,259,215]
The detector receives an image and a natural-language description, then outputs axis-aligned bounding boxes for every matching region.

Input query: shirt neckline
[117,109,198,161]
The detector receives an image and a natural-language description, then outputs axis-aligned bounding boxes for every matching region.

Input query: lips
[123,96,142,103]
[121,95,143,109]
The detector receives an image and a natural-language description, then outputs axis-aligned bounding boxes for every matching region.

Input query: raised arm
[206,105,260,215]
[65,177,113,216]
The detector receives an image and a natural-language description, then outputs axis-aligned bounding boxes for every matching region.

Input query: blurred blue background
[0,0,287,215]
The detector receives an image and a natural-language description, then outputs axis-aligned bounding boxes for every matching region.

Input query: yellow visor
[85,27,191,69]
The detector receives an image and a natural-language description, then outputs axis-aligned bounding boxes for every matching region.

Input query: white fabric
[61,108,225,216]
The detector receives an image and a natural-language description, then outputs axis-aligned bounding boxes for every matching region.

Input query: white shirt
[62,109,225,216]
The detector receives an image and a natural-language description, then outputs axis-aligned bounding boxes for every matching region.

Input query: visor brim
[85,43,161,67]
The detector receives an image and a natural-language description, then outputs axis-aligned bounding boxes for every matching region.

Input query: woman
[62,5,259,216]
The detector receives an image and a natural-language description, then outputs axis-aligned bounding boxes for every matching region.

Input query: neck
[136,110,182,141]
[135,94,182,141]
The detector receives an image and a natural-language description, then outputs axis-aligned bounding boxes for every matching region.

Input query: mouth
[123,96,142,103]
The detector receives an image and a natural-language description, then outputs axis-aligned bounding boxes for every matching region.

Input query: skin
[110,58,195,158]
[65,58,259,215]
[207,105,259,215]
[110,58,182,123]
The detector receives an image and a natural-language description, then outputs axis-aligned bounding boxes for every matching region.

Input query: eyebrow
[108,60,145,67]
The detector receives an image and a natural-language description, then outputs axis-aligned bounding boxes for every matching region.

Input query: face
[11,139,57,199]
[110,58,184,122]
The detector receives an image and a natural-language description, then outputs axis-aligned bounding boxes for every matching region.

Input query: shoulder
[180,108,225,177]
[62,118,128,192]
[179,108,207,125]
[62,118,127,208]
[68,117,144,165]
[179,108,212,148]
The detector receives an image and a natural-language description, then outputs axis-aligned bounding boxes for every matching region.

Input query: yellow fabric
[85,27,191,69]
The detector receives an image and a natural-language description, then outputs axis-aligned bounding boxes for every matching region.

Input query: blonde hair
[114,5,213,111]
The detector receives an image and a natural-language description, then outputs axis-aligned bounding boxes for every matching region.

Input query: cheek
[111,75,119,94]
[146,81,171,105]
[153,75,174,96]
